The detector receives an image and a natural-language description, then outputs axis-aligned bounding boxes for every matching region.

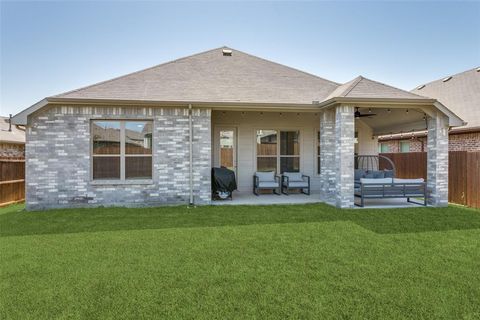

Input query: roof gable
[324,76,425,101]
[55,46,339,105]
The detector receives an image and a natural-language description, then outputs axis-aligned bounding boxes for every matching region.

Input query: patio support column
[426,112,449,206]
[319,109,336,205]
[334,105,355,208]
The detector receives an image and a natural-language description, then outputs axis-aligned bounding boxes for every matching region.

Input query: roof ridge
[53,46,227,98]
[341,76,364,97]
[355,76,426,98]
[412,66,480,91]
[228,47,341,86]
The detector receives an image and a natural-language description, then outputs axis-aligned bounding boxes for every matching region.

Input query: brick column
[427,113,449,206]
[334,105,355,208]
[319,109,336,205]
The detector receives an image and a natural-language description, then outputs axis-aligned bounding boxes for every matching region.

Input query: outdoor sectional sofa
[354,169,426,207]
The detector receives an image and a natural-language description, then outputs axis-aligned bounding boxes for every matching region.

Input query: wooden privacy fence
[381,151,480,208]
[0,158,25,207]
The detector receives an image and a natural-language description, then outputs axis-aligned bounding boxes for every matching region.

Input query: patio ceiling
[355,107,428,136]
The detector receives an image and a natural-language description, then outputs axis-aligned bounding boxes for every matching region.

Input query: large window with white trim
[256,129,300,173]
[92,120,153,180]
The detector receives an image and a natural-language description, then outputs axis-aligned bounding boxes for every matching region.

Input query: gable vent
[222,49,232,56]
[442,76,452,82]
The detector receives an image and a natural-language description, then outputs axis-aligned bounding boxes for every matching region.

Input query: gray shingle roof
[325,76,425,101]
[55,47,339,105]
[0,116,25,144]
[411,67,480,129]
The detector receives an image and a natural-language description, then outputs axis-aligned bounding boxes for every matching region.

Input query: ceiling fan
[355,107,377,118]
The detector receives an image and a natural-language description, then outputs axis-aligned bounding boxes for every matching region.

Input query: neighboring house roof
[411,67,480,131]
[12,46,465,127]
[324,76,424,101]
[0,116,25,144]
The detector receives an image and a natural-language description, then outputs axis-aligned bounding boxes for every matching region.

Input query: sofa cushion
[354,169,366,180]
[364,170,385,179]
[255,171,275,182]
[284,181,309,188]
[283,172,303,182]
[383,169,394,178]
[360,178,393,184]
[258,181,280,188]
[393,178,424,184]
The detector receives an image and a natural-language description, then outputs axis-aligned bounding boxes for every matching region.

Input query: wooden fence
[381,151,480,208]
[0,158,25,207]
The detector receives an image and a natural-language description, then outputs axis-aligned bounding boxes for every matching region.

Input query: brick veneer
[0,143,25,158]
[379,131,480,153]
[26,105,211,210]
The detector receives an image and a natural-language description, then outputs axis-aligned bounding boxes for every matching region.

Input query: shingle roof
[411,67,480,129]
[0,116,25,144]
[325,76,425,101]
[13,46,464,127]
[55,46,339,105]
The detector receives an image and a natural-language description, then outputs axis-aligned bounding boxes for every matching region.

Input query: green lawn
[1,203,480,319]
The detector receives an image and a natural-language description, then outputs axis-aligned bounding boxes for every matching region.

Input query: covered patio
[211,190,425,208]
[211,77,464,208]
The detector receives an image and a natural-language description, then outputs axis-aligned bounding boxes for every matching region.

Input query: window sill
[91,179,153,186]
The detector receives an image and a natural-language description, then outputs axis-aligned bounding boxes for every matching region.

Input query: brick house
[0,116,25,158]
[379,67,480,153]
[12,47,464,210]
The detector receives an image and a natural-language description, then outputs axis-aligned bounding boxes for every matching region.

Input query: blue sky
[1,1,479,116]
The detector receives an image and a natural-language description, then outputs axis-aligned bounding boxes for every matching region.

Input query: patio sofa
[253,172,281,196]
[354,169,426,207]
[282,172,310,195]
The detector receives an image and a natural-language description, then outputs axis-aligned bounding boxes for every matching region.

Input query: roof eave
[317,96,437,108]
[12,97,323,124]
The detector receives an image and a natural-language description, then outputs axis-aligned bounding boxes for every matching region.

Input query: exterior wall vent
[222,49,232,56]
[442,76,452,82]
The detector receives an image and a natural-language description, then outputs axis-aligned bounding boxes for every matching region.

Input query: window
[92,120,153,180]
[400,141,410,153]
[256,129,300,173]
[379,143,390,153]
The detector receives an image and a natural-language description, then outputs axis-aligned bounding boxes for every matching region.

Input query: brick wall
[0,143,25,158]
[380,131,480,153]
[26,105,211,210]
[449,132,480,151]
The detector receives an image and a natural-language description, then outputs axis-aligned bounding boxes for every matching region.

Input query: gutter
[188,104,194,206]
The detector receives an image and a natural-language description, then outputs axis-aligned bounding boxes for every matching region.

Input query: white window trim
[254,128,302,174]
[90,119,154,184]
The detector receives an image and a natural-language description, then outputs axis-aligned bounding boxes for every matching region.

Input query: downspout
[188,104,194,206]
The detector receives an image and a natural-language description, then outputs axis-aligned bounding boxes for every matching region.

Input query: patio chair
[282,172,310,195]
[253,171,281,196]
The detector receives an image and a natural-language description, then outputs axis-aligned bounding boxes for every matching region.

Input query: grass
[1,203,479,319]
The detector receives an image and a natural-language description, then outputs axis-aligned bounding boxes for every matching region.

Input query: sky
[1,1,479,116]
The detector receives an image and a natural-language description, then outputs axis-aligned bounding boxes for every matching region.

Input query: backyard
[1,203,479,319]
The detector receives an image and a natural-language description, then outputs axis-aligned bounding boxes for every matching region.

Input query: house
[0,116,25,158]
[12,47,465,210]
[378,67,480,153]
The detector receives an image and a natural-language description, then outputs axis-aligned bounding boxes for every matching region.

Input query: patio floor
[211,191,425,208]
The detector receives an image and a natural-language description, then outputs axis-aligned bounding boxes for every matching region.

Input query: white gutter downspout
[188,104,194,206]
